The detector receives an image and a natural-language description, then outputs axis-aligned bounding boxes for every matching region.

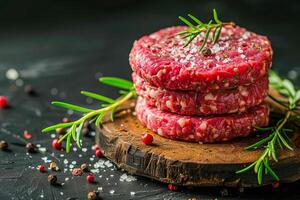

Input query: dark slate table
[0,0,300,199]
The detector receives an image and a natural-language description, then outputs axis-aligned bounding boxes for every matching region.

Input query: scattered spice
[86,174,94,183]
[48,174,57,185]
[23,130,33,140]
[26,143,36,153]
[82,128,90,137]
[52,139,61,149]
[201,47,212,56]
[37,165,46,172]
[0,96,8,108]
[62,117,71,123]
[84,121,91,130]
[272,181,280,189]
[49,161,59,171]
[87,191,98,200]
[24,85,36,96]
[141,133,153,145]
[92,144,100,151]
[0,140,8,150]
[80,163,89,172]
[72,168,83,176]
[167,184,177,191]
[56,128,66,135]
[95,149,102,158]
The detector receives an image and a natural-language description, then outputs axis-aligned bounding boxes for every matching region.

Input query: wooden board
[96,95,300,188]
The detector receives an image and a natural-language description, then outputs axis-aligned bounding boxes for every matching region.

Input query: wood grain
[96,90,300,187]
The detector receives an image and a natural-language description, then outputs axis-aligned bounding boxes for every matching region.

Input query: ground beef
[129,25,272,91]
[135,97,269,143]
[133,73,268,115]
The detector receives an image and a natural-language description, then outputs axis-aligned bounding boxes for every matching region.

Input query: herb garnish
[42,77,136,153]
[236,70,300,184]
[178,9,234,52]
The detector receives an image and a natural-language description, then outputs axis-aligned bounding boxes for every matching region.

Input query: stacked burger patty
[129,25,273,143]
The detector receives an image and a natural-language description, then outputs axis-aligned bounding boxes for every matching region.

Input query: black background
[0,0,300,199]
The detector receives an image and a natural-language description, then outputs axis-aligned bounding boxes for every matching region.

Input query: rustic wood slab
[96,93,300,188]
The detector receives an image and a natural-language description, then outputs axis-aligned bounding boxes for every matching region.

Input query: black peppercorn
[80,163,89,172]
[82,128,90,137]
[48,174,57,185]
[0,140,8,150]
[201,47,212,56]
[84,121,91,130]
[24,85,36,96]
[56,128,66,135]
[26,143,36,153]
[87,191,98,200]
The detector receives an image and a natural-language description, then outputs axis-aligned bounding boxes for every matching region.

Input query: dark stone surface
[0,0,299,199]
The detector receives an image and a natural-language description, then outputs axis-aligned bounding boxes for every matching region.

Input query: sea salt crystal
[98,187,103,192]
[73,147,77,152]
[50,88,58,95]
[237,47,243,53]
[211,44,221,53]
[60,192,64,196]
[130,192,136,196]
[71,161,76,165]
[78,154,82,158]
[63,159,69,164]
[109,190,115,194]
[38,147,46,153]
[82,148,88,152]
[16,79,24,86]
[50,134,56,138]
[91,169,99,173]
[69,164,74,169]
[41,157,51,163]
[240,54,246,59]
[120,173,137,182]
[67,109,74,115]
[86,97,93,104]
[288,69,298,80]
[104,161,113,168]
[6,68,19,80]
[65,177,69,181]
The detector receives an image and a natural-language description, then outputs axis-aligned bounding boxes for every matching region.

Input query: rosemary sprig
[236,70,300,185]
[42,77,136,153]
[178,9,234,51]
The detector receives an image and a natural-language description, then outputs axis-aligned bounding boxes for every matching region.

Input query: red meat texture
[130,25,272,91]
[135,97,270,143]
[133,73,269,116]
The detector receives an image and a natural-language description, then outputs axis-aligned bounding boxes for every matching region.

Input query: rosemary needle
[42,77,136,153]
[236,70,300,185]
[178,9,234,51]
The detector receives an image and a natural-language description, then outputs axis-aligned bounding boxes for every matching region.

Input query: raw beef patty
[130,25,272,91]
[133,73,268,115]
[136,97,269,143]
